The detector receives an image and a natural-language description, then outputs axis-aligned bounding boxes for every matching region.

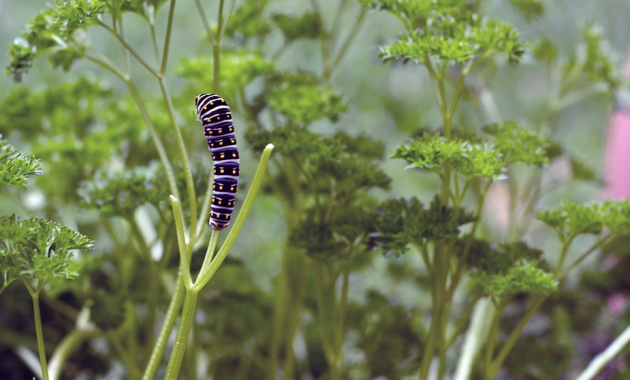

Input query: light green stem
[141,270,186,380]
[49,327,99,380]
[164,289,199,380]
[32,291,50,380]
[193,144,275,290]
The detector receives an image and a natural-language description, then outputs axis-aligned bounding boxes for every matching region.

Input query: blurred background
[1,0,630,379]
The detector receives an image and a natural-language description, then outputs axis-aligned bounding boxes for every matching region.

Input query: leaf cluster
[273,12,323,42]
[537,200,630,240]
[224,0,272,40]
[0,215,93,284]
[483,121,549,166]
[464,240,557,297]
[176,50,275,108]
[393,131,505,180]
[0,138,42,189]
[379,14,523,65]
[7,0,105,81]
[266,72,347,125]
[372,196,476,257]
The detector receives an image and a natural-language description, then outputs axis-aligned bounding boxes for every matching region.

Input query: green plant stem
[575,323,630,380]
[164,289,199,380]
[160,0,177,74]
[483,298,508,377]
[142,270,186,380]
[125,79,179,199]
[32,289,49,380]
[48,327,99,380]
[488,295,546,377]
[107,331,143,379]
[171,195,193,289]
[193,144,274,290]
[194,0,217,45]
[454,298,491,380]
[445,290,483,349]
[158,77,198,238]
[195,230,220,283]
[196,175,214,238]
[315,263,338,380]
[97,20,159,77]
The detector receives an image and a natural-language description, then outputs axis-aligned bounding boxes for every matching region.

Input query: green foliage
[0,215,93,283]
[373,196,476,256]
[484,121,549,166]
[537,200,630,240]
[0,138,42,189]
[393,131,506,180]
[78,164,170,218]
[176,50,275,107]
[506,0,544,20]
[267,73,347,124]
[465,241,556,297]
[359,0,476,29]
[224,0,272,40]
[379,16,523,65]
[273,12,323,42]
[7,0,105,81]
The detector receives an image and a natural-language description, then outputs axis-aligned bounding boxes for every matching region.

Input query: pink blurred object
[604,49,630,199]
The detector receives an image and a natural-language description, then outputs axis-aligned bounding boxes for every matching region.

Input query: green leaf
[359,0,474,29]
[0,138,42,189]
[372,196,476,256]
[176,50,275,109]
[484,120,549,166]
[379,15,524,65]
[0,215,93,283]
[224,0,272,40]
[267,72,347,124]
[536,200,630,239]
[7,0,105,81]
[392,132,506,180]
[464,240,556,297]
[273,12,323,42]
[474,262,557,297]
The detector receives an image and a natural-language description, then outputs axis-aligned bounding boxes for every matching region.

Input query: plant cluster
[1,0,629,379]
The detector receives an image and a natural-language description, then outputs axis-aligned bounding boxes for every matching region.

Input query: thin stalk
[125,79,180,199]
[158,77,197,238]
[454,298,491,380]
[196,173,215,239]
[488,295,547,377]
[193,144,274,290]
[142,270,186,380]
[160,0,177,74]
[219,0,237,39]
[32,289,49,380]
[98,20,159,77]
[149,23,161,64]
[107,331,143,380]
[325,9,367,79]
[575,323,630,380]
[558,236,612,281]
[48,327,99,380]
[483,298,508,377]
[164,289,199,380]
[171,195,193,289]
[327,0,349,58]
[195,230,220,284]
[445,291,483,349]
[195,0,217,45]
[315,264,337,377]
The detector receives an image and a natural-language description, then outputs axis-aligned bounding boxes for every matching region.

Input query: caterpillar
[195,93,240,230]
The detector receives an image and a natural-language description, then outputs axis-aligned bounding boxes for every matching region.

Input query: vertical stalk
[164,290,200,380]
[142,271,186,380]
[32,290,50,380]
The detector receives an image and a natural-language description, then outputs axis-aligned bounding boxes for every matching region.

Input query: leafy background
[1,0,630,379]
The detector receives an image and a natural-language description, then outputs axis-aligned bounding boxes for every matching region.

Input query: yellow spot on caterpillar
[232,170,236,174]
[219,141,223,145]
[213,184,216,189]
[220,169,224,173]
[203,106,207,110]
[218,200,222,205]
[220,154,225,158]
[219,186,224,190]
[218,129,222,133]
[232,153,237,157]
[210,101,214,105]
[230,186,234,191]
